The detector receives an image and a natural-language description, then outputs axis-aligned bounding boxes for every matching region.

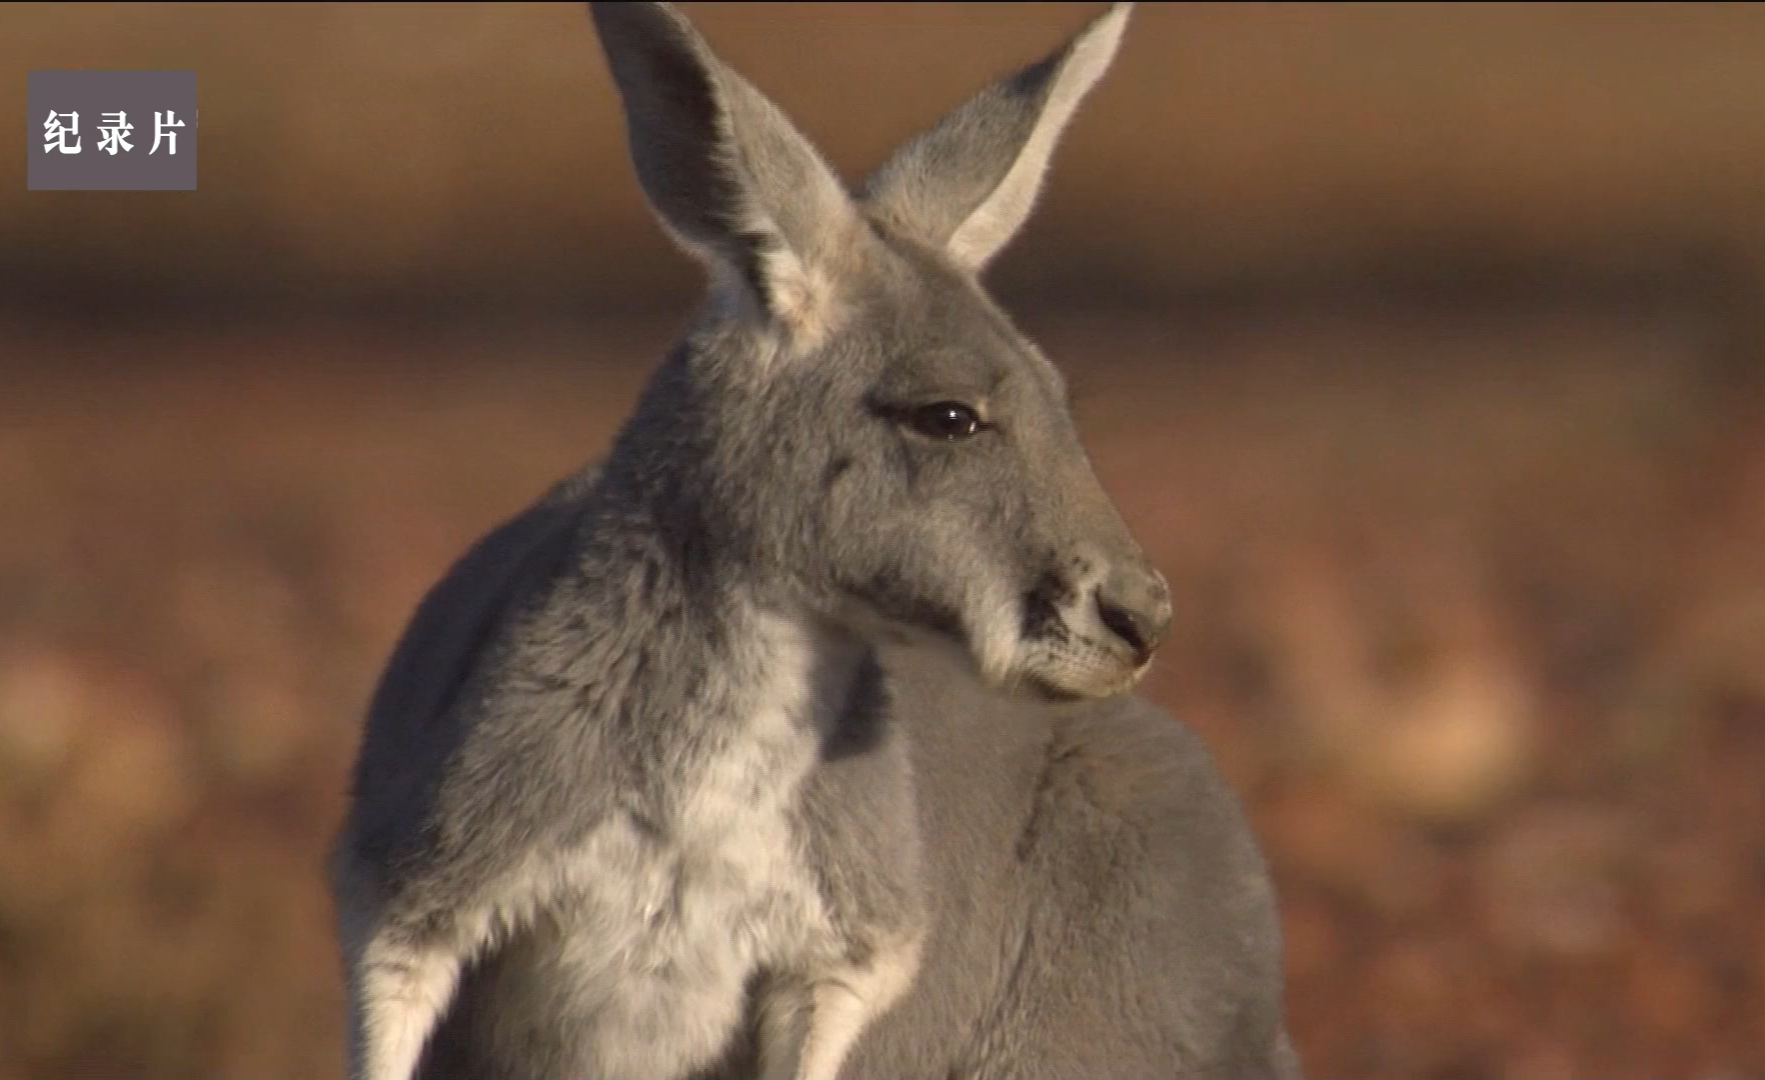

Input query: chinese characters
[43,111,79,154]
[28,70,199,192]
[41,109,191,156]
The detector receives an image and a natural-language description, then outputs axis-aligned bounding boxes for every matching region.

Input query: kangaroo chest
[490,630,839,1078]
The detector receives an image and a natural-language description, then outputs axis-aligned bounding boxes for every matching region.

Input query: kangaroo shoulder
[342,469,599,867]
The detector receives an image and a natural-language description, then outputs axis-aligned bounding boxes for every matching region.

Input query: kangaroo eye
[907,401,984,441]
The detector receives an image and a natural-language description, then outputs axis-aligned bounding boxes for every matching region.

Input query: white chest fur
[531,610,835,1078]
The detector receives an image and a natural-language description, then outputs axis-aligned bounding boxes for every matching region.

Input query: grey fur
[330,3,1300,1079]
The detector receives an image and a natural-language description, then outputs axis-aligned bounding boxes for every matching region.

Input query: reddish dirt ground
[1,311,1761,1080]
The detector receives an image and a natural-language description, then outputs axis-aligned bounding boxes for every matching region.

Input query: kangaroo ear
[589,2,858,336]
[859,3,1131,275]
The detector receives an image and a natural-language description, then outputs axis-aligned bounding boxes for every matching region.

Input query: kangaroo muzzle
[1091,565,1172,668]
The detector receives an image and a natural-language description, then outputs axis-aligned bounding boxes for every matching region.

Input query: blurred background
[4,3,1765,1077]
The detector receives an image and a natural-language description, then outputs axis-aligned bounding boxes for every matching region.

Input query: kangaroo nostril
[1096,597,1161,665]
[1096,599,1148,657]
[1094,570,1173,665]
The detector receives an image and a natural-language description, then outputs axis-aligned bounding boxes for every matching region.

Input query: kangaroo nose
[1093,568,1173,665]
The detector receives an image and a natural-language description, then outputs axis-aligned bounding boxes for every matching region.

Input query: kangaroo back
[852,644,1298,1079]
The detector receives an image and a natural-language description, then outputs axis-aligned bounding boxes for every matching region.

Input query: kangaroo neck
[539,470,862,756]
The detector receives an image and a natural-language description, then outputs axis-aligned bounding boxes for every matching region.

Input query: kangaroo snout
[1092,565,1172,666]
[1012,547,1171,701]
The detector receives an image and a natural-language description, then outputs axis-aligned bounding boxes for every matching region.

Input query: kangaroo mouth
[834,573,1149,701]
[1016,599,1154,700]
[1022,653,1149,702]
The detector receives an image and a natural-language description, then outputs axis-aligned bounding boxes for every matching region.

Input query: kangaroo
[330,3,1301,1079]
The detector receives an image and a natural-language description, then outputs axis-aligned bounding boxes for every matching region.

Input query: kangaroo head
[589,1,1167,700]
